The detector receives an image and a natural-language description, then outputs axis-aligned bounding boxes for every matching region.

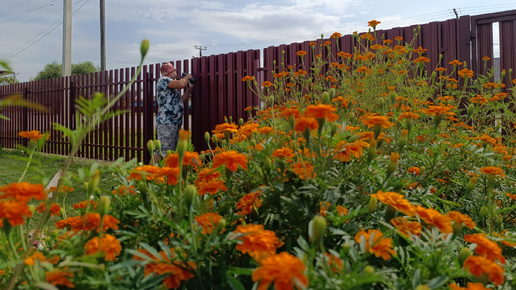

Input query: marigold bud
[452,221,463,237]
[368,197,378,213]
[467,103,475,119]
[399,130,408,152]
[98,195,111,216]
[458,247,472,266]
[321,91,330,104]
[465,176,477,195]
[140,39,150,58]
[263,157,272,173]
[154,140,161,151]
[146,139,155,154]
[479,206,489,219]
[184,185,198,209]
[367,139,377,162]
[239,118,244,126]
[212,134,218,145]
[415,286,430,290]
[384,205,397,222]
[216,218,226,233]
[309,216,327,245]
[205,131,211,146]
[363,265,375,274]
[495,214,503,226]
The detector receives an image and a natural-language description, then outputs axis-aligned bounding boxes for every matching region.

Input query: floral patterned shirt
[155,76,184,125]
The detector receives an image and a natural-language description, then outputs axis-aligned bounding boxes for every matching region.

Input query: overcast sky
[2,0,516,82]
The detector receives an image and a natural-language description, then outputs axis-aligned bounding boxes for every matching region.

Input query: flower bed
[1,23,516,289]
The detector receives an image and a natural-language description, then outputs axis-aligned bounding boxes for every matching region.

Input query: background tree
[33,60,99,80]
[0,75,18,85]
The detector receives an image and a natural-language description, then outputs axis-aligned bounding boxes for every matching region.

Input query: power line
[1,0,91,61]
[0,7,61,34]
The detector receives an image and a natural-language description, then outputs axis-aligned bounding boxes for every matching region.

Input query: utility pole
[62,0,72,76]
[194,45,207,57]
[100,0,106,71]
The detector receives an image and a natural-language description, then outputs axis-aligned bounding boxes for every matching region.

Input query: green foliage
[33,60,99,80]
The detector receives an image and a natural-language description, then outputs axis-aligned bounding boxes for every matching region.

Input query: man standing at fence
[153,62,194,162]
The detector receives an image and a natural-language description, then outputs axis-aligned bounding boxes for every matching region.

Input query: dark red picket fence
[1,10,515,163]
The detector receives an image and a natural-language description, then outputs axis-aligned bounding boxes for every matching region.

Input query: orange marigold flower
[232,224,282,261]
[46,268,75,288]
[290,160,316,180]
[35,202,61,216]
[195,212,224,235]
[195,168,222,185]
[212,150,248,171]
[242,75,255,82]
[447,211,475,229]
[280,107,301,119]
[252,252,308,290]
[414,206,453,233]
[25,252,60,266]
[0,200,32,226]
[303,104,339,122]
[164,151,202,168]
[293,117,318,132]
[336,205,348,217]
[271,147,296,159]
[370,191,416,217]
[261,81,273,87]
[464,233,505,264]
[398,112,419,121]
[354,228,396,260]
[458,68,474,78]
[413,57,430,63]
[390,217,422,238]
[296,50,307,56]
[127,165,162,181]
[325,252,343,273]
[470,95,488,105]
[197,179,227,195]
[18,130,49,141]
[0,182,47,202]
[449,60,463,66]
[82,213,120,232]
[55,216,84,231]
[236,191,263,216]
[331,32,342,38]
[407,167,420,176]
[361,115,394,129]
[73,200,98,210]
[84,234,122,261]
[368,20,381,28]
[212,122,239,135]
[333,140,369,162]
[479,166,505,178]
[420,105,455,116]
[463,255,505,286]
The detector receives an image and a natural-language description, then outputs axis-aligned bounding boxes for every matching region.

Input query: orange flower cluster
[25,252,60,266]
[165,151,202,168]
[449,282,490,290]
[133,248,196,289]
[354,228,396,260]
[128,165,180,185]
[232,224,282,261]
[479,166,506,178]
[290,160,316,180]
[18,130,49,141]
[333,140,369,162]
[84,234,122,261]
[252,252,308,290]
[35,201,61,216]
[236,191,263,216]
[55,213,120,233]
[369,191,415,217]
[294,117,318,132]
[303,104,339,121]
[361,115,394,129]
[45,268,75,288]
[420,105,455,116]
[0,182,48,227]
[195,212,224,234]
[447,211,475,229]
[390,217,422,238]
[414,206,452,233]
[464,233,505,264]
[212,151,248,171]
[463,255,505,286]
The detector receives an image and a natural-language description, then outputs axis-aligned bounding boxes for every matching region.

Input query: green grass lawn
[0,148,135,228]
